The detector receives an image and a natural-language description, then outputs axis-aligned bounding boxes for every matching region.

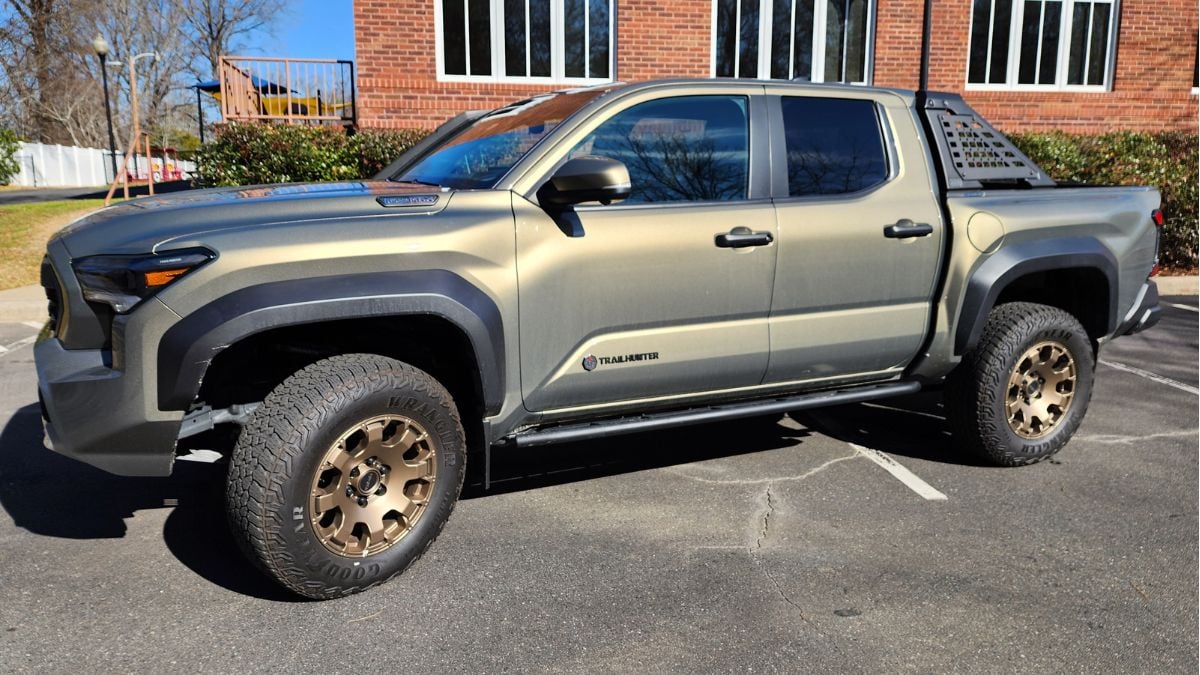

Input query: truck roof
[569,77,918,104]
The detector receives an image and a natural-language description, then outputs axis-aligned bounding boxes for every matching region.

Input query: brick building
[354,0,1198,133]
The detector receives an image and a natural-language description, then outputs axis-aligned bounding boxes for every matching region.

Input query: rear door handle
[884,219,933,239]
[716,227,774,248]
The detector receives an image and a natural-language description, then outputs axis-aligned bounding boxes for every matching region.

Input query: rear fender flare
[955,236,1118,355]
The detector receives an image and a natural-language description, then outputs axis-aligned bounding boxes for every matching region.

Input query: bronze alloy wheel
[1005,340,1078,439]
[309,414,438,557]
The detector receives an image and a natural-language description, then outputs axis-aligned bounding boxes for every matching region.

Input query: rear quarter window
[780,97,889,197]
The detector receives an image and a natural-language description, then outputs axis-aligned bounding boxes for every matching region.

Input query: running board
[509,380,922,448]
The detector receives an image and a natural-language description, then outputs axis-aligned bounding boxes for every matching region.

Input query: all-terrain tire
[946,302,1095,467]
[226,354,466,600]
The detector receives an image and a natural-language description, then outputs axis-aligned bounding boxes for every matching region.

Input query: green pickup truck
[35,79,1163,599]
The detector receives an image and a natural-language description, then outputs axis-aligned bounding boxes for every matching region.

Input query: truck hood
[53,181,452,257]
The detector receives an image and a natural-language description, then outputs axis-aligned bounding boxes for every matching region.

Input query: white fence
[11,142,195,188]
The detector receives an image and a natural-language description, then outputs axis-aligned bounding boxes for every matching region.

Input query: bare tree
[181,0,284,77]
[0,0,289,150]
[0,0,106,145]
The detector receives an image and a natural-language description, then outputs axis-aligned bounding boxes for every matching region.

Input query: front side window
[713,0,874,84]
[395,88,611,188]
[440,0,613,82]
[967,0,1119,89]
[780,97,888,197]
[567,96,751,204]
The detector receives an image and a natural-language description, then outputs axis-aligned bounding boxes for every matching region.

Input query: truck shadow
[0,404,295,601]
[793,390,993,468]
[0,391,979,599]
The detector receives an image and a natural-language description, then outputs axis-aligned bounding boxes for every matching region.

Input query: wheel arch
[955,237,1118,355]
[157,270,505,416]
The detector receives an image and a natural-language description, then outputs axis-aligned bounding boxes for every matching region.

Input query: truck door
[515,89,778,412]
[763,89,944,385]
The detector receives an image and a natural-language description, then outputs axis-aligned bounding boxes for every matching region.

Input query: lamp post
[103,51,159,205]
[92,35,118,181]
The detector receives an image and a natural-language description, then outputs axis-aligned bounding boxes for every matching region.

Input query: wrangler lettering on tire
[225,354,466,600]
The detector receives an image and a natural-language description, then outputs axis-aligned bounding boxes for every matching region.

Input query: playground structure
[199,57,357,129]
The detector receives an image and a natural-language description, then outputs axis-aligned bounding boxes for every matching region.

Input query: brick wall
[355,0,1198,133]
[873,0,1198,132]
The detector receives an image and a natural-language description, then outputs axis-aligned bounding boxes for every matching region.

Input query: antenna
[918,0,933,92]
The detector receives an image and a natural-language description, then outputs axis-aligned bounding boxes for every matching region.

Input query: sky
[271,0,356,61]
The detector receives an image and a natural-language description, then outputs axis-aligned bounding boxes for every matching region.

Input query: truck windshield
[393,87,614,190]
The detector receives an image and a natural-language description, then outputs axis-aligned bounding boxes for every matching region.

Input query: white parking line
[850,443,948,501]
[22,320,44,329]
[1099,359,1199,396]
[0,334,37,358]
[1163,302,1198,313]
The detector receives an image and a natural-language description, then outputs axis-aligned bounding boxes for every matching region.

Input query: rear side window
[567,95,750,204]
[780,97,889,197]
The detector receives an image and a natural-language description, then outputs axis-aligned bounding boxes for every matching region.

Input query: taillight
[1149,209,1163,277]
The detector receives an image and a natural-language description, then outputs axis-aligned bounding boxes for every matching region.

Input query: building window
[438,0,613,82]
[967,0,1119,90]
[712,0,875,84]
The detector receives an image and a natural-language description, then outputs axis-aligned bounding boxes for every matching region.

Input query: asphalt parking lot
[0,301,1195,672]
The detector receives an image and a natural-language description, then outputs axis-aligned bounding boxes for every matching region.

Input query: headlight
[72,248,215,313]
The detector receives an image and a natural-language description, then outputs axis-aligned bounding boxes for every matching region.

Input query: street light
[92,34,118,181]
[103,51,159,205]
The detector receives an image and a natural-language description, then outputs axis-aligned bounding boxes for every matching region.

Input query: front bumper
[34,302,184,477]
[1116,280,1162,337]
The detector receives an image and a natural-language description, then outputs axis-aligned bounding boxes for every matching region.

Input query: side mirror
[537,156,631,208]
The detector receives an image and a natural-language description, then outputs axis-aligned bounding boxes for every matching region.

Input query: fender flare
[157,270,505,415]
[954,236,1118,355]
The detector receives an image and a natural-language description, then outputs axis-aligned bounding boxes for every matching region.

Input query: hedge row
[1011,131,1198,270]
[0,128,21,184]
[193,123,427,188]
[193,124,1196,270]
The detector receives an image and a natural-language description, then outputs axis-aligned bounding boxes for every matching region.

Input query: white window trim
[434,0,616,84]
[708,0,876,85]
[965,0,1120,92]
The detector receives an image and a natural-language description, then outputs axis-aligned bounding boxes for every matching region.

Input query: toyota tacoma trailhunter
[34,79,1163,599]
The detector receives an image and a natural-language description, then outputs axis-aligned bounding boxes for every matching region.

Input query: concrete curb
[0,285,46,323]
[1155,275,1198,297]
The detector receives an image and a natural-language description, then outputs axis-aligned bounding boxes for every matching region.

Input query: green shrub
[194,124,427,188]
[1010,131,1198,270]
[0,128,21,185]
[355,128,429,177]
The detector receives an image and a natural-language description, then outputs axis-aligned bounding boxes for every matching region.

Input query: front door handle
[716,227,774,248]
[884,219,934,239]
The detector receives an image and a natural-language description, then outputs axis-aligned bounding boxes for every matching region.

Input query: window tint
[780,97,888,197]
[567,96,750,204]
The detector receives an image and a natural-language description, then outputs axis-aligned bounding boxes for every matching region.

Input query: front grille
[40,256,62,334]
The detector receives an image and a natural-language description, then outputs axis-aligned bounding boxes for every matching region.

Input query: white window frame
[965,0,1120,92]
[434,0,615,84]
[708,0,877,85]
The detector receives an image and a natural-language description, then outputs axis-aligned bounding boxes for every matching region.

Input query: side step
[510,380,922,448]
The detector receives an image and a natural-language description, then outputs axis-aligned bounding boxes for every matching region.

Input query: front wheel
[226,354,466,599]
[946,302,1095,466]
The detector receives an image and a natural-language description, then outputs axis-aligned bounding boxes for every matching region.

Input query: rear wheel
[226,354,466,599]
[946,302,1095,466]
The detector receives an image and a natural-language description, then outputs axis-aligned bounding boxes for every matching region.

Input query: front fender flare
[954,236,1118,355]
[157,270,505,415]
